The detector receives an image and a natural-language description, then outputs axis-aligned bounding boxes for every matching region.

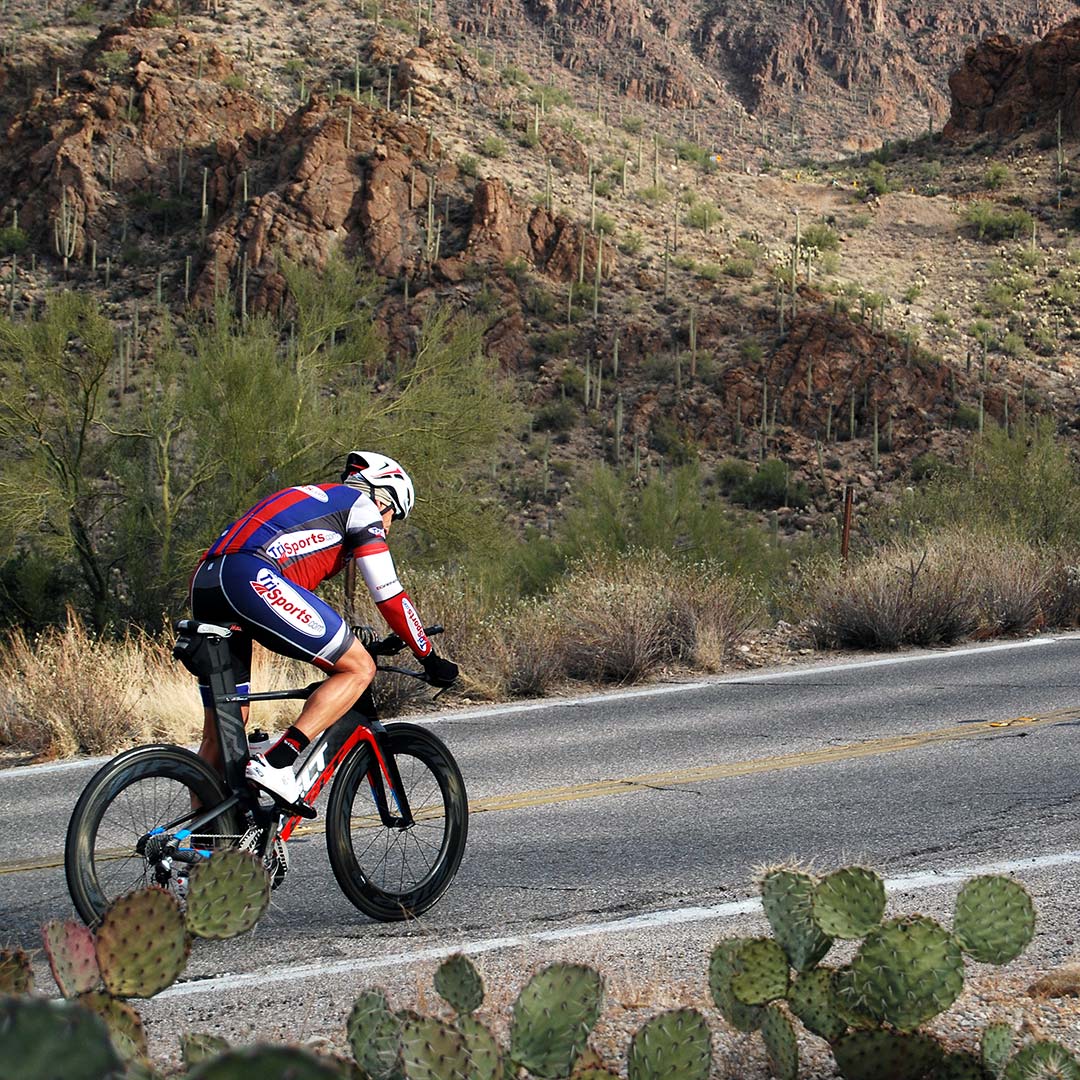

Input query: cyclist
[188,451,458,816]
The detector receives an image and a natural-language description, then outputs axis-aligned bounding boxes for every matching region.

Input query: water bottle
[247,729,274,756]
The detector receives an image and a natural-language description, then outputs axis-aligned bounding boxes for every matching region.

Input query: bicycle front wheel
[65,744,245,925]
[325,723,468,922]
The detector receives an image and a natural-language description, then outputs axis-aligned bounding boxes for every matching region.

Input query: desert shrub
[500,65,530,86]
[488,599,564,697]
[533,399,576,433]
[965,203,1033,241]
[222,74,246,90]
[723,257,755,279]
[0,227,28,256]
[479,135,506,159]
[804,542,978,649]
[716,458,752,494]
[963,536,1048,635]
[800,223,840,252]
[673,565,764,671]
[910,452,946,484]
[697,263,723,282]
[531,83,572,108]
[622,116,644,134]
[739,338,763,362]
[98,50,129,77]
[685,201,720,231]
[594,212,616,235]
[953,403,981,430]
[1040,556,1080,627]
[865,160,889,195]
[637,184,669,206]
[730,459,810,510]
[69,2,100,24]
[458,153,480,177]
[984,162,1011,190]
[619,230,644,255]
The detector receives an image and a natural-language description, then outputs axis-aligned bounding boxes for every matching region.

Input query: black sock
[265,726,310,768]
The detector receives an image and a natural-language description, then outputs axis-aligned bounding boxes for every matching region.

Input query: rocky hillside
[1,0,1080,537]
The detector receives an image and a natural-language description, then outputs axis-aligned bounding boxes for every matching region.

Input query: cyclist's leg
[213,553,376,743]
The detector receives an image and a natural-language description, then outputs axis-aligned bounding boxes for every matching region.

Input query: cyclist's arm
[350,526,433,658]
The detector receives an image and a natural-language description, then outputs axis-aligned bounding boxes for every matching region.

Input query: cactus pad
[43,919,101,998]
[936,1051,992,1079]
[509,963,604,1079]
[981,1023,1014,1076]
[346,989,402,1080]
[400,1015,471,1080]
[832,1029,944,1080]
[574,1071,620,1080]
[760,868,833,972]
[181,1033,231,1068]
[434,954,484,1015]
[0,947,33,995]
[1002,1042,1080,1080]
[812,867,886,939]
[95,887,188,998]
[953,876,1035,965]
[787,966,847,1042]
[456,1015,502,1080]
[730,938,790,1005]
[186,1046,343,1079]
[184,849,271,941]
[0,995,122,1079]
[708,939,765,1033]
[626,1008,712,1080]
[77,990,148,1064]
[841,916,964,1031]
[761,1003,798,1080]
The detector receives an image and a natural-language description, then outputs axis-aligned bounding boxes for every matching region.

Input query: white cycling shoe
[245,755,316,819]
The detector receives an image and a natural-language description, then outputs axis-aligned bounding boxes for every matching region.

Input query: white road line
[3,633,1067,778]
[156,848,1080,999]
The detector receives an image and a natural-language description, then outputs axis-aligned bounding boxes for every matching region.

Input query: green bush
[716,458,752,493]
[731,459,810,511]
[685,201,720,231]
[723,257,755,279]
[910,452,946,484]
[964,202,1033,241]
[593,212,616,236]
[800,223,840,252]
[619,230,644,255]
[479,135,506,159]
[534,399,577,433]
[69,2,99,24]
[458,153,480,178]
[865,160,889,196]
[984,162,1011,190]
[637,184,669,206]
[953,403,981,430]
[621,116,644,134]
[0,227,28,256]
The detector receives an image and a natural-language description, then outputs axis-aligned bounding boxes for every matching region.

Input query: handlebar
[356,624,444,658]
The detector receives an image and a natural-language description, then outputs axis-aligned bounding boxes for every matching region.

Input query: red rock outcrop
[944,17,1080,138]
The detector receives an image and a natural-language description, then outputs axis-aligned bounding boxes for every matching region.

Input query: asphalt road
[2,633,1080,1057]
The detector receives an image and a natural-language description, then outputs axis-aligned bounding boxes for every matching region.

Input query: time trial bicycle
[64,619,468,925]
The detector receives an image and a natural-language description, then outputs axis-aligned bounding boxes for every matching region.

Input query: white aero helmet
[341,451,415,520]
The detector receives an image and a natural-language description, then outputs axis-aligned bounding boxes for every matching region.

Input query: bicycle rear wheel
[325,723,468,921]
[65,745,245,925]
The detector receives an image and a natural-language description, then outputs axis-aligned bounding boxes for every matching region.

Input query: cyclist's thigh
[212,552,353,670]
[190,559,254,684]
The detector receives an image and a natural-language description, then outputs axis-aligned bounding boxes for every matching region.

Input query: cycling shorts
[189,553,356,693]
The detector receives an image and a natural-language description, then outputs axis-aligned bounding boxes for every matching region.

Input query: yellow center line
[3,709,1074,877]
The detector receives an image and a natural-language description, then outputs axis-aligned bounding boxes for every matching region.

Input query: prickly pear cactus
[953,876,1035,965]
[509,963,604,1079]
[1002,1042,1080,1080]
[400,1015,472,1080]
[346,989,403,1080]
[43,919,101,997]
[761,1003,798,1080]
[184,849,271,941]
[95,887,189,998]
[837,916,964,1031]
[981,1023,1015,1077]
[936,1051,992,1079]
[708,939,765,1033]
[181,1033,231,1068]
[0,995,123,1080]
[77,990,149,1063]
[832,1029,944,1080]
[456,1014,502,1080]
[812,867,886,940]
[626,1008,712,1080]
[759,867,832,972]
[0,947,33,995]
[186,1045,343,1079]
[730,938,790,1005]
[433,953,484,1015]
[787,967,846,1043]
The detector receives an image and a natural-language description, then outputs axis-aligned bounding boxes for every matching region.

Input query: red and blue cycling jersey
[192,483,431,674]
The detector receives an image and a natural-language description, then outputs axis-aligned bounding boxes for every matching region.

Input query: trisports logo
[401,596,429,653]
[266,529,341,562]
[250,568,326,637]
[294,485,330,502]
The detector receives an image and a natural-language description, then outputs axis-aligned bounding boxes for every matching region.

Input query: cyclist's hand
[421,652,458,687]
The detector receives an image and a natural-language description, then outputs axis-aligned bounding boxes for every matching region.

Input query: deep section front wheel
[325,722,468,921]
[65,744,245,925]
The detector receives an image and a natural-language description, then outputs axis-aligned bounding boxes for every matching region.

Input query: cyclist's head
[340,451,415,520]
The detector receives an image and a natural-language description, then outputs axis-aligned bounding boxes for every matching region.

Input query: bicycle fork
[367,722,415,829]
